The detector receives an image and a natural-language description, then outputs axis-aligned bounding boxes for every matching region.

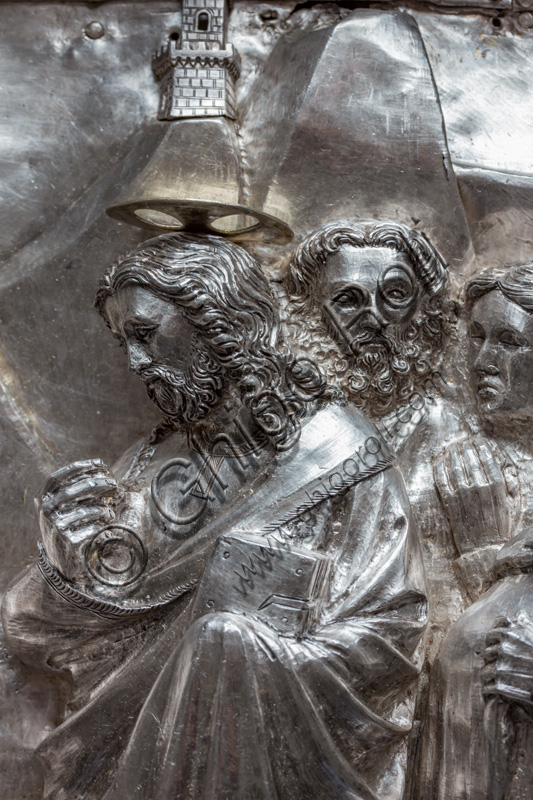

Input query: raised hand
[482,615,533,710]
[38,459,119,582]
[433,436,520,556]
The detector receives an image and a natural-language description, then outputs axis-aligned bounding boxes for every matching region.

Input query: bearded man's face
[104,284,224,425]
[320,245,423,405]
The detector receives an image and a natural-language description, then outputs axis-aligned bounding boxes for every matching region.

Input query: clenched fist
[38,459,119,582]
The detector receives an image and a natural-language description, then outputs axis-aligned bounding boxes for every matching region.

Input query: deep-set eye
[332,288,365,310]
[379,266,416,309]
[382,282,410,302]
[499,330,526,348]
[469,323,485,342]
[134,325,157,343]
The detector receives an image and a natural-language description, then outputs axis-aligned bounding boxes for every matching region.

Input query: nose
[473,339,499,375]
[127,340,153,374]
[340,290,384,330]
[350,303,387,333]
[365,290,389,326]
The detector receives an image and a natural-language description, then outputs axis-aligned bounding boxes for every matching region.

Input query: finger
[472,440,512,538]
[42,476,117,514]
[498,666,533,683]
[448,443,470,490]
[52,505,115,532]
[483,644,500,663]
[490,673,533,698]
[443,446,461,493]
[485,627,519,652]
[494,616,512,629]
[501,463,521,502]
[486,628,507,647]
[462,440,487,487]
[490,439,521,500]
[481,663,496,684]
[434,453,463,536]
[496,654,533,676]
[475,440,518,524]
[479,663,525,687]
[43,473,117,505]
[42,459,110,495]
[471,439,503,484]
[483,440,520,497]
[42,471,113,510]
[59,523,112,544]
[485,438,518,472]
[482,683,531,703]
[485,438,514,468]
[497,627,531,648]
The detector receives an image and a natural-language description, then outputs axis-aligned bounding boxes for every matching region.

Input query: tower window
[197,12,210,32]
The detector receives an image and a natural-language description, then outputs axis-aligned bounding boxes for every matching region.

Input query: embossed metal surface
[2,3,533,800]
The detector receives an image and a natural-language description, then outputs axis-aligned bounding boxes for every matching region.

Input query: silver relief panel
[1,2,533,800]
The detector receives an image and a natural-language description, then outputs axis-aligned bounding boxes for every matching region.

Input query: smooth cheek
[391,305,417,325]
[509,351,533,414]
[151,338,180,369]
[467,343,480,383]
[152,323,196,369]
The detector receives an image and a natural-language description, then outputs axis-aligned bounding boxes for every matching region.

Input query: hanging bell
[106,116,293,244]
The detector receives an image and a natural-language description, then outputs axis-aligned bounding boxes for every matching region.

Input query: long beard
[284,302,437,418]
[140,347,224,425]
[346,325,413,414]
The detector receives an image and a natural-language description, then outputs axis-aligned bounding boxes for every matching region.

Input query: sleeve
[313,465,429,711]
[1,564,166,713]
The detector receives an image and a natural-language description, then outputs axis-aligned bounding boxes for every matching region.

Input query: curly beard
[344,324,410,412]
[284,297,450,417]
[139,346,224,425]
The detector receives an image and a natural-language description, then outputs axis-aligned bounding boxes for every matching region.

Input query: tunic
[3,403,427,800]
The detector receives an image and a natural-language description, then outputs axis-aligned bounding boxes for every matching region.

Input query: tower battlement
[153,0,239,120]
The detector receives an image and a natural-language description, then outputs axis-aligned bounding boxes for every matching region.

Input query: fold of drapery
[3,407,427,800]
[104,469,425,800]
[416,573,533,800]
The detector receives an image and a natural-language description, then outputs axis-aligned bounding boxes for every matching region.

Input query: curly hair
[288,221,448,307]
[96,233,328,449]
[284,222,453,417]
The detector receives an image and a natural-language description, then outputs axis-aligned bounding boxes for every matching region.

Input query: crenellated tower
[152,0,240,120]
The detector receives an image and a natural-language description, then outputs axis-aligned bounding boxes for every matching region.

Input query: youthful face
[104,284,223,423]
[468,289,533,423]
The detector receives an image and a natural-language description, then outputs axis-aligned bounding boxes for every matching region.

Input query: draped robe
[416,439,533,800]
[3,403,427,800]
[417,572,533,800]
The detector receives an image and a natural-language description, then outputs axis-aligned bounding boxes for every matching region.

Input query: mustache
[138,354,224,424]
[348,323,400,356]
[139,365,185,389]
